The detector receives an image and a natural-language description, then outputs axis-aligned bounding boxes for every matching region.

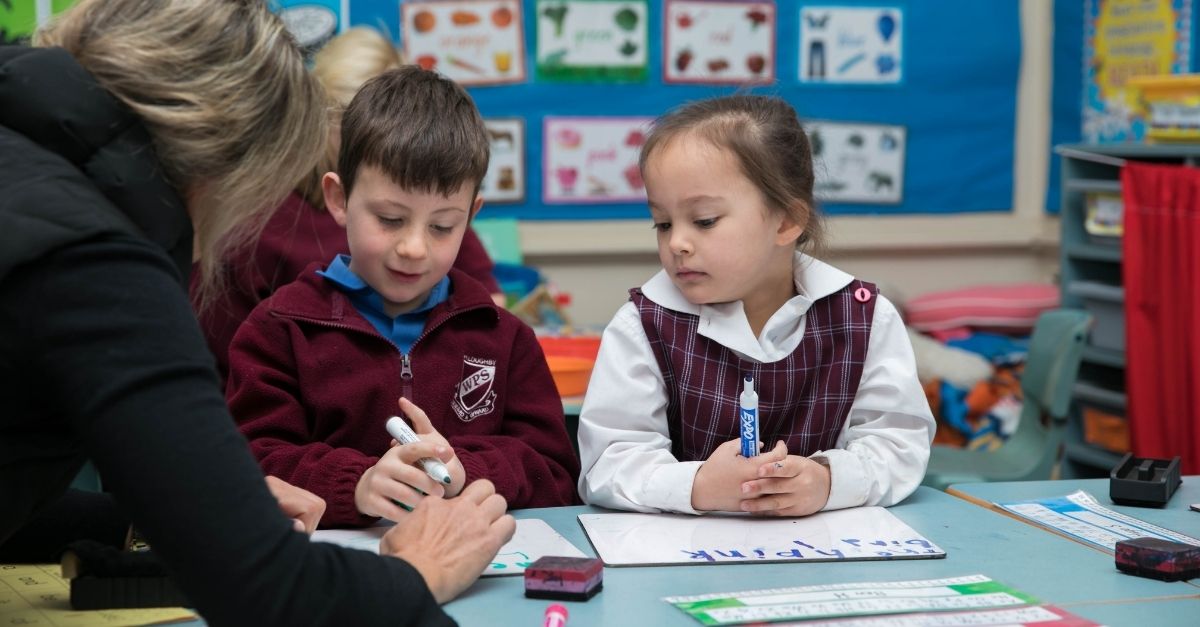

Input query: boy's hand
[397,397,467,498]
[354,444,448,521]
[691,438,784,511]
[738,442,832,516]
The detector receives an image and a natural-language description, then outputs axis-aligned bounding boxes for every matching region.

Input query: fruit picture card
[663,0,776,84]
[402,0,526,86]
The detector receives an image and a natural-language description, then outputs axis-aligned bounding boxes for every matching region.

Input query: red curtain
[1122,162,1200,474]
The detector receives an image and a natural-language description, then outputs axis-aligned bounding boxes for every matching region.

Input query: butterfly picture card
[799,5,903,84]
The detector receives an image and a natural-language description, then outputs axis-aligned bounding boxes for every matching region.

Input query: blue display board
[337,0,1020,220]
[1046,0,1086,214]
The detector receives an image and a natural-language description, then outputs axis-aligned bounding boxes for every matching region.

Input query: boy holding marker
[227,67,579,528]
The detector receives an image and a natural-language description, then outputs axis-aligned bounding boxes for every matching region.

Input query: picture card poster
[482,118,526,203]
[536,0,649,82]
[543,116,652,203]
[402,0,526,85]
[663,0,776,84]
[807,120,906,204]
[799,6,903,84]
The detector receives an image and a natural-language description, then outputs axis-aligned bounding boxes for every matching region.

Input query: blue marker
[739,375,759,458]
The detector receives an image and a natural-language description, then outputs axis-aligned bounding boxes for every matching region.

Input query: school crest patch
[452,356,498,422]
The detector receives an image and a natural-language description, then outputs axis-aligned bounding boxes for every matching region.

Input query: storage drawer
[1067,281,1125,351]
[1082,406,1129,454]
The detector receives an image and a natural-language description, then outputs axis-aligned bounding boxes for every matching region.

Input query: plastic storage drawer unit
[1067,281,1125,351]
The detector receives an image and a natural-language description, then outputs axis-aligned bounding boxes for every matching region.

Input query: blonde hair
[36,0,327,312]
[296,27,403,209]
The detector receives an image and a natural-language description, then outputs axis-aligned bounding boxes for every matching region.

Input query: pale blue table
[444,487,1200,626]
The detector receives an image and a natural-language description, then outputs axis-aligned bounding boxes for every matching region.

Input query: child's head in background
[322,67,489,317]
[638,95,825,313]
[297,27,403,209]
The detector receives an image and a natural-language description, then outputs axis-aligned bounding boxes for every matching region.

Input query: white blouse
[577,253,935,514]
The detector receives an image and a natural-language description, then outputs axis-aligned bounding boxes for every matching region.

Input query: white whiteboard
[578,507,944,566]
[312,518,587,577]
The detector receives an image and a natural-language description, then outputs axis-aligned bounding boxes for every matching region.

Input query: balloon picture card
[799,6,903,84]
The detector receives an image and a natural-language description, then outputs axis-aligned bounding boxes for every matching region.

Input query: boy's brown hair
[639,94,825,254]
[338,66,489,200]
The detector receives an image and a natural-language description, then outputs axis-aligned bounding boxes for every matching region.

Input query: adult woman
[0,1,512,625]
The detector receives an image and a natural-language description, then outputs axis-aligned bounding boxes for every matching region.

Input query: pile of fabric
[900,283,1059,450]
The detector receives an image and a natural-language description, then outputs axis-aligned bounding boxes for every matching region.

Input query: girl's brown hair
[639,95,825,253]
[37,0,327,312]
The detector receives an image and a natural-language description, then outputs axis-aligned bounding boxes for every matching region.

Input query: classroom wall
[519,0,1062,328]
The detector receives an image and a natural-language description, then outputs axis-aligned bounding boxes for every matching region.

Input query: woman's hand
[381,479,515,604]
[264,475,325,534]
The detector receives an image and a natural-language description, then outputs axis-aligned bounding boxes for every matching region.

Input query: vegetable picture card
[402,0,526,86]
[536,0,649,82]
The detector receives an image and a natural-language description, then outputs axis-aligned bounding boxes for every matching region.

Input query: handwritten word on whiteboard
[578,506,944,566]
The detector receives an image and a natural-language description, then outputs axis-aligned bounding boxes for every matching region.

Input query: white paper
[663,575,1046,626]
[996,490,1200,553]
[579,507,944,566]
[312,518,587,576]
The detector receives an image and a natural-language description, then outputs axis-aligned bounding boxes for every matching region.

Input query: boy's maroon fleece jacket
[226,265,579,527]
[193,191,501,385]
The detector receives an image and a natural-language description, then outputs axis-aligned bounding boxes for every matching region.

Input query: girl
[577,95,934,516]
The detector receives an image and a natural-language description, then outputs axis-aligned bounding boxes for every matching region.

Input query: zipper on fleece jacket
[277,301,496,408]
[400,353,413,401]
[396,305,481,404]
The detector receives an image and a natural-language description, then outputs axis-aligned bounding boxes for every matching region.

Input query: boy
[227,67,580,527]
